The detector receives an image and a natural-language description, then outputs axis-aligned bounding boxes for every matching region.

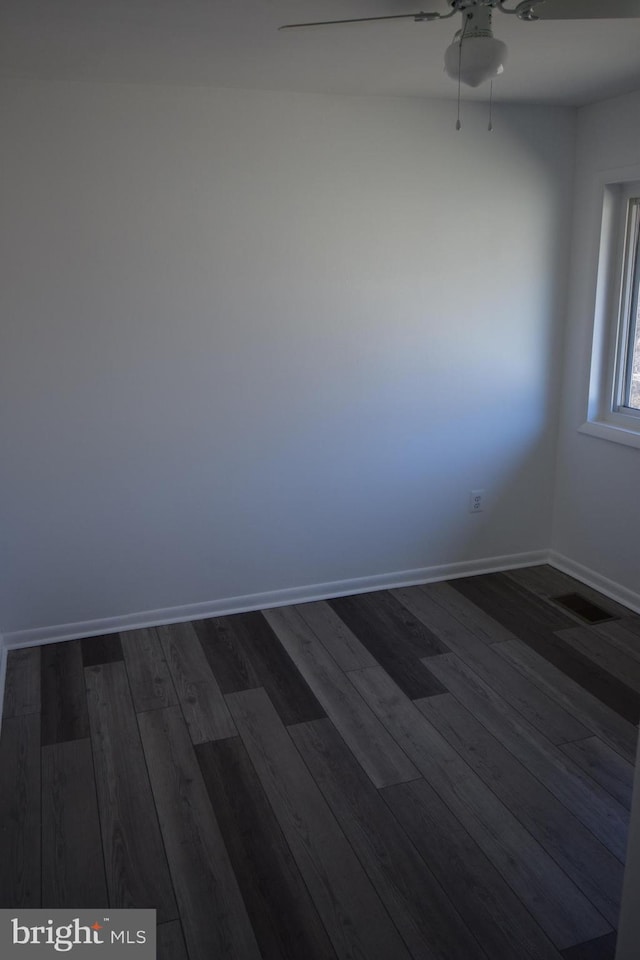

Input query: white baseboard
[0,635,6,722]
[548,551,640,616]
[2,549,548,650]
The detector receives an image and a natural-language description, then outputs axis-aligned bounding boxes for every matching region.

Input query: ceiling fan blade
[531,0,640,19]
[279,11,441,30]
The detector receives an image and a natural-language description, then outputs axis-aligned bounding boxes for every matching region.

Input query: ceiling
[1,0,640,106]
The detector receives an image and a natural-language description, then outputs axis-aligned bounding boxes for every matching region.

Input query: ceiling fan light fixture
[444,35,508,87]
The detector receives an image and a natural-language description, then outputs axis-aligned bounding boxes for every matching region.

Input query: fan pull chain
[488,80,494,131]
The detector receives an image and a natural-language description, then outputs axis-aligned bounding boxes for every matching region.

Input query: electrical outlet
[469,489,485,513]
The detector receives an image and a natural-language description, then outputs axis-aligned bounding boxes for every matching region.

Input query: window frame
[579,166,640,449]
[612,192,640,418]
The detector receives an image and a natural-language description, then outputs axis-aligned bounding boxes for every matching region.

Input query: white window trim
[579,163,640,450]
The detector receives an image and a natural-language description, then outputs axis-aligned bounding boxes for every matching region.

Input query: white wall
[552,88,640,602]
[0,80,574,634]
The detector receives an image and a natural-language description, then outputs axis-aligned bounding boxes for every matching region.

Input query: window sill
[579,419,640,450]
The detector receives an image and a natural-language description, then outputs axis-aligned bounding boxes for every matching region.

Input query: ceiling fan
[279,1,640,89]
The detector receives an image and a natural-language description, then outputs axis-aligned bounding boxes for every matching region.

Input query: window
[580,172,640,449]
[614,195,640,416]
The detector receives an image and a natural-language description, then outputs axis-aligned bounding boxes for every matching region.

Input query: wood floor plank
[452,575,640,724]
[493,639,638,763]
[328,592,447,698]
[593,621,640,663]
[504,569,613,628]
[196,736,337,960]
[425,652,629,861]
[264,605,419,787]
[2,647,41,718]
[84,662,177,921]
[0,714,40,907]
[41,641,90,745]
[505,565,575,600]
[42,738,108,907]
[560,737,635,810]
[138,706,261,960]
[417,692,623,926]
[290,717,488,960]
[226,686,413,960]
[561,932,618,960]
[120,628,178,713]
[293,600,378,671]
[196,611,326,724]
[421,580,518,643]
[557,626,640,694]
[382,777,563,960]
[194,615,260,691]
[541,635,640,723]
[454,573,576,633]
[506,566,631,621]
[347,664,611,949]
[468,573,592,635]
[396,585,589,743]
[392,585,491,653]
[157,921,188,960]
[616,616,640,638]
[80,633,124,668]
[156,622,236,743]
[350,590,449,658]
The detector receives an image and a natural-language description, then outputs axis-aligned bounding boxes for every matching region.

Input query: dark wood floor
[1,565,638,960]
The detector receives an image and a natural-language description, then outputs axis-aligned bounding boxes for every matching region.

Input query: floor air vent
[551,593,617,624]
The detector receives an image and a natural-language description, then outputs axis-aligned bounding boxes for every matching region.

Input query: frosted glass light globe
[444,36,508,88]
